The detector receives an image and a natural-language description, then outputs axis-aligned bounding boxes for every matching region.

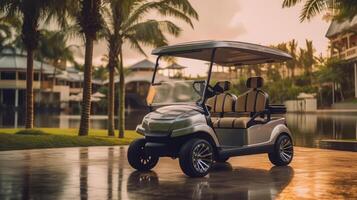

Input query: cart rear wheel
[268,135,293,166]
[179,139,214,177]
[127,139,159,171]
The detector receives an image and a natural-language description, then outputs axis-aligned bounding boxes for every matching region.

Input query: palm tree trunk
[79,37,94,136]
[25,48,34,129]
[107,51,116,136]
[118,48,125,138]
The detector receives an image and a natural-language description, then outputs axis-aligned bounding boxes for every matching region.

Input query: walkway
[0,146,356,199]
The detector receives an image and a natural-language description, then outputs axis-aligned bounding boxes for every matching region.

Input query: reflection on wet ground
[0,146,356,199]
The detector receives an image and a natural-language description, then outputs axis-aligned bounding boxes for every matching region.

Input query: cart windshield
[149,80,206,105]
[148,56,209,105]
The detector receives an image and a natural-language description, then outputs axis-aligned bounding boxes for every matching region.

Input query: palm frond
[282,0,303,8]
[121,2,153,29]
[300,0,328,22]
[160,0,199,20]
[127,35,147,56]
[156,4,195,28]
[124,20,169,48]
[123,0,197,30]
[334,0,357,21]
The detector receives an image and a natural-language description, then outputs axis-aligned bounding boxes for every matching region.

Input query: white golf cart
[128,41,294,177]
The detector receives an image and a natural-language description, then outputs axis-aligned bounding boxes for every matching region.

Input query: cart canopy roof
[152,40,292,66]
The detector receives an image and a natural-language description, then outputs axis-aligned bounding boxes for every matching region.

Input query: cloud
[79,0,330,70]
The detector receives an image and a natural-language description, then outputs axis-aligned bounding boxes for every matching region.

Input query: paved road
[0,146,356,200]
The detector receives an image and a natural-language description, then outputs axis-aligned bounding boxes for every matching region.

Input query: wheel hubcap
[140,146,152,165]
[279,138,293,162]
[192,143,213,173]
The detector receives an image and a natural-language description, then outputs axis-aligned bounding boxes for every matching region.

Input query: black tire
[215,156,229,163]
[179,138,214,177]
[127,138,159,171]
[268,134,294,166]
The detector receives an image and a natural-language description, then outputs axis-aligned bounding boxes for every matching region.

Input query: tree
[0,15,20,52]
[287,39,299,78]
[282,0,357,22]
[102,0,198,137]
[37,30,79,103]
[0,0,71,129]
[77,0,104,136]
[318,58,350,102]
[299,40,316,80]
[37,30,78,69]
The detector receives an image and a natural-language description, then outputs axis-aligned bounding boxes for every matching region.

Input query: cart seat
[211,76,268,129]
[206,93,236,114]
[206,81,236,115]
[212,117,265,128]
[235,76,267,114]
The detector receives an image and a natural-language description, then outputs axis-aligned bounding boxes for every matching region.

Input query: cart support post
[201,48,217,112]
[152,56,161,85]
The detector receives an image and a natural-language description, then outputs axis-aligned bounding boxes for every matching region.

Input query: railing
[0,80,40,89]
[332,46,357,60]
[41,81,54,89]
[69,88,82,94]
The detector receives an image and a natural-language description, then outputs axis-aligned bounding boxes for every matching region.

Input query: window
[18,72,26,80]
[34,73,39,81]
[0,72,16,80]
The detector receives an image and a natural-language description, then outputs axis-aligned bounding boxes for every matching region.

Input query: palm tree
[77,0,104,136]
[287,39,299,78]
[37,30,79,103]
[0,15,20,52]
[282,0,357,22]
[299,40,316,79]
[274,42,289,79]
[0,0,72,129]
[102,0,198,137]
[37,30,78,69]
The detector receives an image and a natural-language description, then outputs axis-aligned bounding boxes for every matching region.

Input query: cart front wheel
[268,134,294,166]
[179,138,214,177]
[127,139,159,171]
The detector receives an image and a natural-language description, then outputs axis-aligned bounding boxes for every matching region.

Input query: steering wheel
[192,80,206,95]
[192,81,216,103]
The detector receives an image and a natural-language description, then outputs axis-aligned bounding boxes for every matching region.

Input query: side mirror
[146,86,156,105]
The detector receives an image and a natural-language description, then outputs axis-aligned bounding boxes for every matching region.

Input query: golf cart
[128,41,294,177]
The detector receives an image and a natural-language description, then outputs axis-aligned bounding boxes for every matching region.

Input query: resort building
[105,59,169,108]
[0,52,188,112]
[0,49,105,111]
[165,63,186,79]
[326,16,357,98]
[0,49,61,109]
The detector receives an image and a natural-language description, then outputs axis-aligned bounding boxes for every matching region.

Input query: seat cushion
[212,117,265,129]
[206,93,236,113]
[218,117,251,128]
[210,117,220,127]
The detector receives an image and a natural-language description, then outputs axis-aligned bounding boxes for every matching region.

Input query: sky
[87,0,331,76]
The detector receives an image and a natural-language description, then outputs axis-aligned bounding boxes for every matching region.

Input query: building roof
[326,16,357,38]
[102,71,169,85]
[0,50,59,74]
[129,59,156,70]
[152,40,292,65]
[166,63,187,69]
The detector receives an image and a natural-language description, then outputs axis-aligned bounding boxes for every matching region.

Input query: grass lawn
[0,128,142,151]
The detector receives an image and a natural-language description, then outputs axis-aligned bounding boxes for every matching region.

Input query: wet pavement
[0,146,356,200]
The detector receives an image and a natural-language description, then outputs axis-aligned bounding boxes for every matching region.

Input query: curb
[318,140,357,152]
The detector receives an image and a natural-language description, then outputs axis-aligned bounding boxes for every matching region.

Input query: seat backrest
[235,77,268,113]
[206,93,236,114]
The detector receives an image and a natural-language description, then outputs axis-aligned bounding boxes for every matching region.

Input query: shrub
[15,129,49,136]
